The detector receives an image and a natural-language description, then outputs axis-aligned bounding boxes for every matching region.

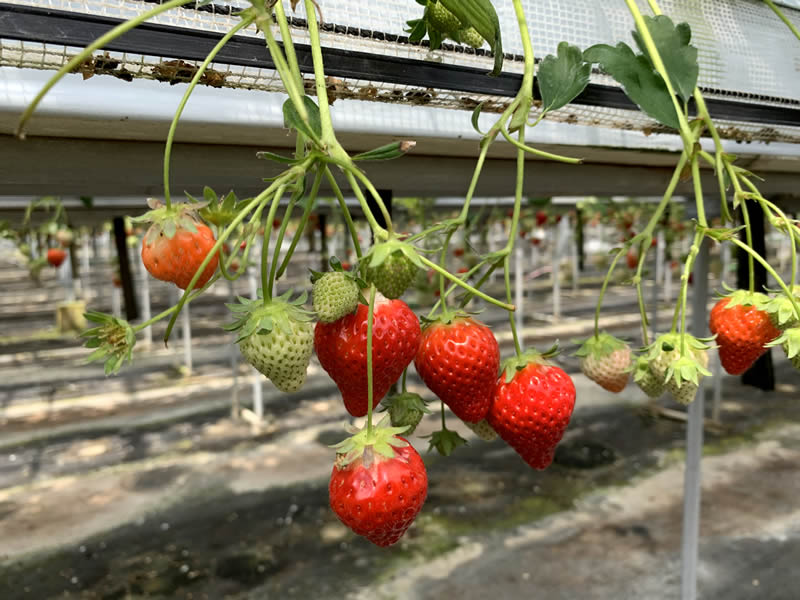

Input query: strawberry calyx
[310,256,367,287]
[81,311,136,375]
[574,332,628,359]
[188,187,242,227]
[765,325,800,357]
[645,333,712,389]
[362,239,424,272]
[761,285,800,329]
[380,391,432,434]
[419,310,482,329]
[424,426,468,457]
[500,345,559,383]
[224,288,313,343]
[330,414,410,467]
[715,288,769,309]
[131,198,209,245]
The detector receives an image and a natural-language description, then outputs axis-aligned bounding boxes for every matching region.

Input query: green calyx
[192,187,243,228]
[574,332,628,359]
[420,310,479,329]
[761,286,800,329]
[500,344,559,384]
[224,288,313,342]
[331,414,410,467]
[646,333,712,390]
[766,326,800,357]
[81,311,136,375]
[424,427,468,457]
[630,356,664,398]
[717,288,769,309]
[131,198,206,245]
[381,392,432,435]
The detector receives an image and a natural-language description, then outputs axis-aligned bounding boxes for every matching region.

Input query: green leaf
[584,43,680,130]
[632,16,698,104]
[440,0,504,75]
[428,27,443,50]
[471,102,486,135]
[537,42,591,114]
[203,186,218,204]
[407,18,427,43]
[352,141,415,162]
[282,96,322,142]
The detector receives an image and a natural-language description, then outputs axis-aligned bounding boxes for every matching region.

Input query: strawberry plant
[13,0,800,548]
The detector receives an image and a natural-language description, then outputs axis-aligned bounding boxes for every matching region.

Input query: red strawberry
[141,222,219,290]
[488,351,576,470]
[273,218,282,230]
[453,247,465,257]
[315,296,421,417]
[709,291,780,375]
[457,267,469,274]
[47,248,67,267]
[626,250,638,269]
[329,432,427,547]
[536,211,547,227]
[414,316,500,423]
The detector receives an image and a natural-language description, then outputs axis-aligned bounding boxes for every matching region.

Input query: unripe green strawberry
[647,333,711,406]
[313,272,359,323]
[228,293,314,393]
[365,249,418,300]
[575,333,631,393]
[381,392,430,435]
[458,27,484,48]
[427,1,461,34]
[632,356,664,398]
[464,419,498,441]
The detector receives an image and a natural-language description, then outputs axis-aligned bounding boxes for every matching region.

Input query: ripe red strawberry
[415,316,500,423]
[329,431,427,547]
[536,211,548,227]
[136,201,220,290]
[488,351,576,470]
[453,247,465,257]
[47,248,67,267]
[575,333,631,393]
[315,296,421,417]
[709,291,779,375]
[626,250,638,269]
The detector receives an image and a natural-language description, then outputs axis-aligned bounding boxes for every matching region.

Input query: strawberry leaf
[282,96,322,143]
[537,42,591,114]
[439,0,503,76]
[632,16,698,103]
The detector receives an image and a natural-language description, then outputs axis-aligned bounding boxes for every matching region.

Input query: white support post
[665,255,673,302]
[60,254,76,303]
[571,225,579,293]
[711,350,723,423]
[681,239,710,600]
[514,244,524,330]
[228,280,240,419]
[111,285,121,317]
[248,261,264,419]
[137,240,152,348]
[553,218,569,319]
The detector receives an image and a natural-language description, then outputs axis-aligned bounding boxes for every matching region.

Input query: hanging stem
[324,167,363,259]
[419,255,515,311]
[162,17,253,207]
[730,238,800,319]
[740,198,755,293]
[348,169,395,235]
[263,185,288,302]
[273,1,306,93]
[15,0,196,138]
[303,0,337,147]
[763,0,800,42]
[344,171,387,239]
[366,284,377,437]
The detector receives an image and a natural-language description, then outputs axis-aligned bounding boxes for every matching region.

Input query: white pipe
[248,258,264,419]
[111,285,121,317]
[651,230,665,337]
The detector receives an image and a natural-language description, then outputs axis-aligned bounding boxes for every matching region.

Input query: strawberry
[137,201,219,290]
[364,242,420,300]
[488,350,576,470]
[414,316,500,423]
[381,391,430,435]
[47,248,67,267]
[626,250,638,269]
[647,333,711,405]
[464,419,498,442]
[631,356,663,398]
[312,272,359,323]
[227,290,314,393]
[453,247,465,258]
[457,26,483,48]
[55,229,74,247]
[427,0,461,34]
[574,333,631,393]
[329,421,427,547]
[535,211,548,227]
[709,290,779,375]
[315,295,421,417]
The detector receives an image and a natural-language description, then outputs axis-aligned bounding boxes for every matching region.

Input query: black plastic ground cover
[2,3,800,128]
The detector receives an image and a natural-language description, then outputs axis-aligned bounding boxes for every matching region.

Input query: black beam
[2,4,800,128]
[112,216,139,320]
[736,202,774,391]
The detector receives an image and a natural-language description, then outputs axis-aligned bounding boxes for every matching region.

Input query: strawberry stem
[763,0,800,42]
[419,255,515,312]
[162,17,253,208]
[729,238,800,320]
[263,185,288,303]
[324,166,363,259]
[366,284,377,438]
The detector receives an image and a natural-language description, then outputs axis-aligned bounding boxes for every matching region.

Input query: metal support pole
[651,230,665,337]
[681,238,710,600]
[80,232,91,300]
[248,261,263,419]
[112,217,138,320]
[228,280,240,419]
[571,222,579,293]
[553,218,568,319]
[111,285,121,317]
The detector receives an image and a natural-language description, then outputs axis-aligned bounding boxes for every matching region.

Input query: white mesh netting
[1,0,799,143]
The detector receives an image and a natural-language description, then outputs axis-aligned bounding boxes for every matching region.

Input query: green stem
[730,237,800,319]
[366,284,377,437]
[623,0,695,148]
[273,1,306,93]
[348,168,394,235]
[16,0,196,139]
[303,0,337,146]
[742,184,798,288]
[594,248,626,338]
[401,367,408,393]
[324,167,363,259]
[419,255,515,311]
[133,286,205,332]
[344,170,387,239]
[504,255,523,355]
[438,231,455,314]
[162,17,253,207]
[440,402,447,429]
[499,126,582,164]
[671,230,703,335]
[263,185,288,302]
[740,197,755,293]
[763,0,800,42]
